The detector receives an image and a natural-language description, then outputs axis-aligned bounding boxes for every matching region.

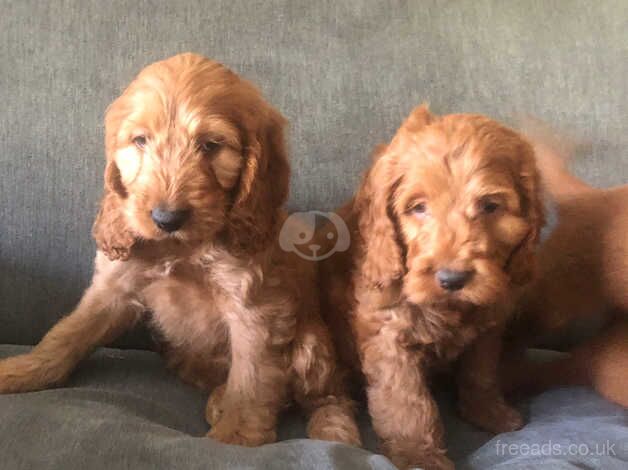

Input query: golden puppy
[320,106,545,469]
[0,53,360,447]
[503,129,628,408]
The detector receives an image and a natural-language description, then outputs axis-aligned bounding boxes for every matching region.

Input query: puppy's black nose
[151,208,190,233]
[436,269,473,291]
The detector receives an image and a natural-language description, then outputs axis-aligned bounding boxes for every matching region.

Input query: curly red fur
[320,106,545,469]
[0,53,360,448]
[503,127,628,409]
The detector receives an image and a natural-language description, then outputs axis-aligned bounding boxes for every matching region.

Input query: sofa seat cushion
[1,345,626,469]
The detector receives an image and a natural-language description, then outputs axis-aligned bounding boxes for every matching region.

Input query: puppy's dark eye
[410,202,428,216]
[480,200,500,214]
[132,135,147,148]
[200,140,221,155]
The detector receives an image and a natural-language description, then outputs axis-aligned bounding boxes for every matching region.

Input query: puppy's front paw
[389,449,454,470]
[383,438,453,470]
[207,405,277,446]
[459,397,524,434]
[205,383,226,426]
[307,402,362,446]
[0,354,52,393]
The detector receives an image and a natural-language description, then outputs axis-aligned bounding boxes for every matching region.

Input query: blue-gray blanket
[1,346,626,469]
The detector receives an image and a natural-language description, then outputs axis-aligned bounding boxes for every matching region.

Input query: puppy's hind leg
[291,316,362,447]
[505,320,628,408]
[578,320,628,407]
[0,265,142,393]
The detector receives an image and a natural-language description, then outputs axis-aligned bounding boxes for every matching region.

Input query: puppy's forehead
[407,118,520,173]
[394,117,525,201]
[121,58,257,137]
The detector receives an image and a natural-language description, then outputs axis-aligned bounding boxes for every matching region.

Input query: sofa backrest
[1,0,626,347]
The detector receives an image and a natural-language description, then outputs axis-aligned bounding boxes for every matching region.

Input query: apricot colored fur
[320,106,545,469]
[504,130,628,408]
[0,53,360,448]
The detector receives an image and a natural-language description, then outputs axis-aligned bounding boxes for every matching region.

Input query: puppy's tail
[519,117,594,198]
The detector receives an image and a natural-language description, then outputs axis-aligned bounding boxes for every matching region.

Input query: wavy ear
[355,150,404,288]
[224,106,290,255]
[92,100,138,261]
[92,161,137,261]
[355,104,434,288]
[507,141,546,285]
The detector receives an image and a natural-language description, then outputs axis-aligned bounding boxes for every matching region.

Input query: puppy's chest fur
[401,303,494,364]
[132,246,271,350]
[360,291,500,365]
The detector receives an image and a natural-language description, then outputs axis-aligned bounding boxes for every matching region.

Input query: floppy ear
[355,151,404,287]
[92,161,137,261]
[224,106,290,255]
[507,141,546,285]
[355,104,434,288]
[92,101,138,261]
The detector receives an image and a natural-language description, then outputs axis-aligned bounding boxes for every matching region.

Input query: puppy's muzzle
[151,207,190,233]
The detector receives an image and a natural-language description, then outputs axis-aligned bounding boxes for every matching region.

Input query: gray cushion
[1,345,627,469]
[0,345,395,470]
[1,0,627,345]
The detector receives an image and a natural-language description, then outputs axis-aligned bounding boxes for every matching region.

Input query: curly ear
[92,99,138,261]
[507,141,546,285]
[224,107,290,255]
[92,160,137,261]
[354,150,405,287]
[355,104,434,288]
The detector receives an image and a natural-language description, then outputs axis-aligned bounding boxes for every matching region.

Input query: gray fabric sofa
[1,1,627,468]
